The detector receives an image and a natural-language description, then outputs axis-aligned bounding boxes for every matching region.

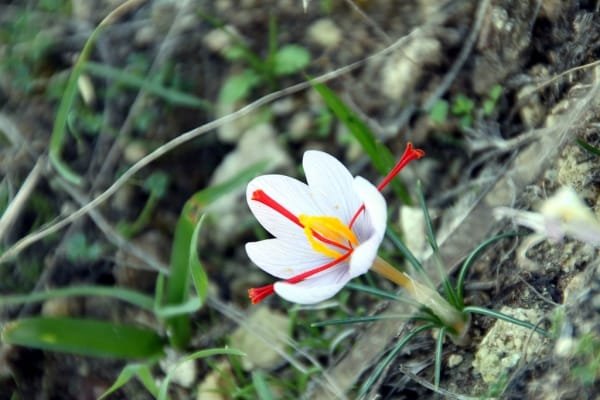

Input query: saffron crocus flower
[246,143,424,304]
[494,186,600,246]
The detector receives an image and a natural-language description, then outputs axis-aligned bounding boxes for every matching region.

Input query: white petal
[349,233,381,278]
[355,176,387,234]
[245,238,330,279]
[274,267,350,304]
[563,220,600,246]
[348,177,387,278]
[494,207,546,232]
[303,150,362,224]
[247,174,323,241]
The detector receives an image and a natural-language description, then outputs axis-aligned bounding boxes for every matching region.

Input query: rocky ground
[1,0,600,399]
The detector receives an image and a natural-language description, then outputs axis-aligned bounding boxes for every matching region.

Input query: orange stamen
[252,189,351,251]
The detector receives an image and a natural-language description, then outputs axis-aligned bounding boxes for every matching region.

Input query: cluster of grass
[428,84,503,130]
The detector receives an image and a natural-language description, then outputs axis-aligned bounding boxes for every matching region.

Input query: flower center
[298,215,358,259]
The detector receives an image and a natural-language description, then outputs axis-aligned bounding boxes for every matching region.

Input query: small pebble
[447,354,463,368]
[307,18,342,49]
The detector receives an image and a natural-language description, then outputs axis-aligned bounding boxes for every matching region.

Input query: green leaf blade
[84,61,211,110]
[218,70,261,104]
[273,44,310,76]
[164,161,268,349]
[0,284,155,311]
[312,81,411,204]
[1,317,164,359]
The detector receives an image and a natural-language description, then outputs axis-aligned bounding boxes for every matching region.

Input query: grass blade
[463,306,550,337]
[576,138,600,157]
[455,232,521,306]
[252,370,275,400]
[385,227,425,275]
[189,214,209,304]
[1,317,164,359]
[358,323,435,398]
[434,326,446,389]
[312,81,411,204]
[415,180,459,307]
[49,29,103,186]
[165,162,268,349]
[154,297,202,318]
[0,285,154,311]
[311,314,426,328]
[165,202,196,348]
[98,363,158,399]
[84,61,212,110]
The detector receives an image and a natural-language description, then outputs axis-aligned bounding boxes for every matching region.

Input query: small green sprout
[572,333,600,386]
[118,171,170,238]
[430,84,503,129]
[64,232,104,263]
[451,94,475,129]
[483,84,503,116]
[217,15,310,104]
[429,100,449,125]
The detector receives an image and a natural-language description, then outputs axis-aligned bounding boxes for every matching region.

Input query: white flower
[246,143,425,304]
[246,150,387,304]
[494,186,600,246]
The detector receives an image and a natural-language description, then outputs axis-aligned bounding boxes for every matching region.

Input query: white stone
[134,26,156,47]
[230,307,290,370]
[554,336,575,357]
[272,98,295,116]
[447,354,463,368]
[473,307,547,384]
[123,141,148,163]
[160,349,197,388]
[203,27,236,54]
[399,206,428,260]
[380,37,441,101]
[196,361,229,400]
[288,111,312,141]
[308,19,343,49]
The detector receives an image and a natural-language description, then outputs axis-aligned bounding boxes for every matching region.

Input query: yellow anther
[298,214,358,259]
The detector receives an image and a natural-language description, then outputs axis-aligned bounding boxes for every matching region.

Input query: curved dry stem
[0,25,425,264]
[0,158,44,243]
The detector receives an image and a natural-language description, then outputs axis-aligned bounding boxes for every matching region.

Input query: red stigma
[285,251,352,284]
[252,189,302,227]
[349,142,423,229]
[248,251,352,304]
[376,142,424,192]
[248,284,275,304]
[252,189,351,251]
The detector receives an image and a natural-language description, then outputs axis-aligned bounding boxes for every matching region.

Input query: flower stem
[371,257,413,288]
[371,257,468,338]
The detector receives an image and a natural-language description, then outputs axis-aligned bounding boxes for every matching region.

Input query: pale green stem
[371,257,468,336]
